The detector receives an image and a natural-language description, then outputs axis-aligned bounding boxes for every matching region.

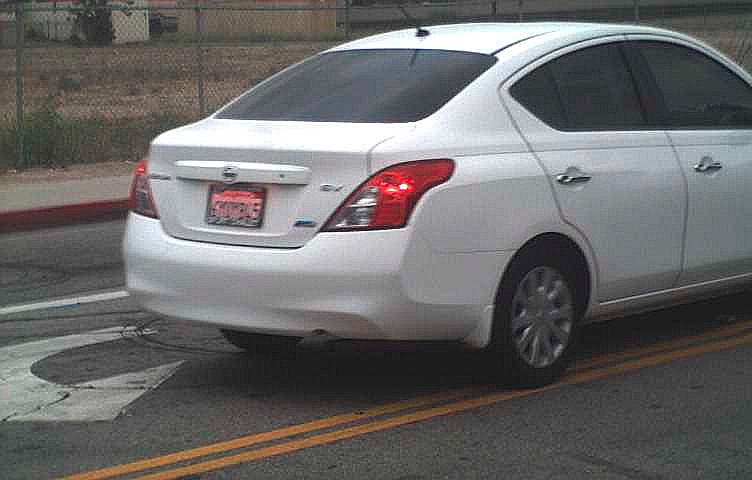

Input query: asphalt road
[0,220,126,307]
[1,220,752,479]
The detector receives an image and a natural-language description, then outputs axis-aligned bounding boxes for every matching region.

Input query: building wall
[27,2,74,41]
[113,0,150,43]
[342,0,752,24]
[177,0,337,38]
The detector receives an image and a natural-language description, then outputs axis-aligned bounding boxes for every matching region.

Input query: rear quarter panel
[370,49,599,317]
[370,58,562,255]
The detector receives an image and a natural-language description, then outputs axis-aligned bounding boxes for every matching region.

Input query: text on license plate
[206,184,265,228]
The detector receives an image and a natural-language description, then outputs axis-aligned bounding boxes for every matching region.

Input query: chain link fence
[2,0,752,171]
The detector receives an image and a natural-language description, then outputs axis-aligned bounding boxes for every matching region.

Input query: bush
[0,99,191,172]
[0,97,86,170]
[71,0,115,46]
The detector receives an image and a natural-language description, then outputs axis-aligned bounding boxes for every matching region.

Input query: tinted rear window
[216,49,497,123]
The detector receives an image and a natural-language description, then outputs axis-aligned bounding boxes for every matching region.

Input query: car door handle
[694,157,723,173]
[556,173,592,185]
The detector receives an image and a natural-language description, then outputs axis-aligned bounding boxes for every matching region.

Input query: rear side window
[511,43,645,130]
[509,64,567,129]
[217,49,497,123]
[636,41,752,128]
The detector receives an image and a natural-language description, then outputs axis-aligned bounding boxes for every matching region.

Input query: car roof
[327,22,677,55]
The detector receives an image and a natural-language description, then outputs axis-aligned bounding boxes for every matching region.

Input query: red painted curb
[0,199,130,233]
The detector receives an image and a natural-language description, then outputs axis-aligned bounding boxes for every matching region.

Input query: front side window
[510,43,645,130]
[635,41,752,128]
[216,49,497,123]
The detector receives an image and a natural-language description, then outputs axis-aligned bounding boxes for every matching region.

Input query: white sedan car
[124,22,752,385]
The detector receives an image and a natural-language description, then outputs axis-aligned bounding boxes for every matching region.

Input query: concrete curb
[0,200,130,233]
[0,175,132,233]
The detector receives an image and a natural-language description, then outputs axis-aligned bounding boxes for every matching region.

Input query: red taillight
[322,159,454,231]
[129,159,159,219]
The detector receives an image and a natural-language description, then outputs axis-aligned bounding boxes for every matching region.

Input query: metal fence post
[517,0,523,22]
[634,0,640,24]
[195,2,206,117]
[344,0,351,40]
[491,1,497,19]
[15,0,24,167]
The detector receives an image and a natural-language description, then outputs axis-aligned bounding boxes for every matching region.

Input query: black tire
[489,244,587,387]
[219,329,301,354]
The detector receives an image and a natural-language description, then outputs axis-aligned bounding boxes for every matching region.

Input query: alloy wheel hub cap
[510,266,574,368]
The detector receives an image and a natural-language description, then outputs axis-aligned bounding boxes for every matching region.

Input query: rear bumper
[123,213,512,346]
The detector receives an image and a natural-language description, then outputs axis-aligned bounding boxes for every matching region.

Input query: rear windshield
[216,49,497,123]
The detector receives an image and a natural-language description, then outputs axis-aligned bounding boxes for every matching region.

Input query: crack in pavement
[0,326,182,422]
[2,392,71,422]
[569,453,665,480]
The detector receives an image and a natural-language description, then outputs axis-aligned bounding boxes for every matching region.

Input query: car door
[502,39,686,302]
[629,38,752,285]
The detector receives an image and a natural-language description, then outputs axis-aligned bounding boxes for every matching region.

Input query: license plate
[206,184,265,228]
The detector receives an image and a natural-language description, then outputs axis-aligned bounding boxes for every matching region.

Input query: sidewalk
[0,162,134,233]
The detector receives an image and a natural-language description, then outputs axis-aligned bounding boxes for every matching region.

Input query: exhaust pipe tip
[297,330,341,351]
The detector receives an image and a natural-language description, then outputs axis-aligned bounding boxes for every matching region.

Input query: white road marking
[0,289,130,316]
[0,326,183,422]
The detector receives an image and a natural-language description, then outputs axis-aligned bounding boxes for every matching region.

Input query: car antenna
[397,4,430,37]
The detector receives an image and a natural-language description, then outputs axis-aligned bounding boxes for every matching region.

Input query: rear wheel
[219,329,300,354]
[490,246,586,387]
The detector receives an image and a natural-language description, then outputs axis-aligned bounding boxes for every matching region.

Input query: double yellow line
[64,319,752,480]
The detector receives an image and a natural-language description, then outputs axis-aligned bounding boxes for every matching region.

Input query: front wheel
[490,250,585,387]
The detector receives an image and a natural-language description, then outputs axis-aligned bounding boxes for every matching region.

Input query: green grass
[0,99,191,171]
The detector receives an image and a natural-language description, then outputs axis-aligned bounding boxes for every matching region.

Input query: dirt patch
[0,42,336,118]
[0,161,135,186]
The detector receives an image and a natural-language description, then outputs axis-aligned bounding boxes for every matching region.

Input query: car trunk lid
[147,119,410,248]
